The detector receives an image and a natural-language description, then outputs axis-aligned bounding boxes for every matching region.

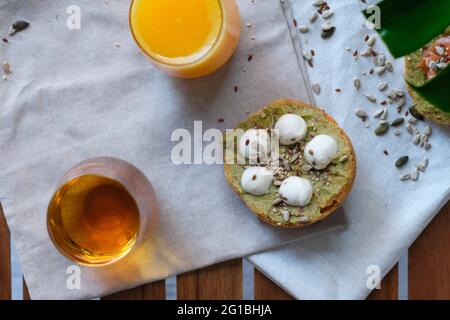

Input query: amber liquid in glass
[47,175,140,265]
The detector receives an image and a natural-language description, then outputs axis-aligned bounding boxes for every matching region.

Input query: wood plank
[102,281,166,300]
[367,264,398,300]
[409,202,450,300]
[23,278,31,300]
[0,206,12,300]
[254,269,293,300]
[177,259,242,300]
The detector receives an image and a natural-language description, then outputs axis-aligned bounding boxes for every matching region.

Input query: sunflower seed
[416,157,428,172]
[375,66,386,75]
[380,109,388,120]
[353,77,361,90]
[313,0,324,7]
[373,108,384,118]
[302,50,313,61]
[387,90,397,99]
[2,61,12,75]
[409,106,424,120]
[366,36,376,47]
[406,123,415,134]
[424,142,432,150]
[309,11,318,22]
[424,125,432,136]
[299,25,309,33]
[391,117,404,127]
[273,180,282,187]
[272,198,283,206]
[282,210,290,222]
[339,155,349,163]
[377,82,388,91]
[412,133,421,145]
[375,122,389,135]
[394,89,405,97]
[299,216,311,223]
[321,23,334,31]
[361,47,372,56]
[408,117,417,125]
[364,92,377,103]
[322,10,334,19]
[302,163,313,173]
[410,169,419,181]
[420,134,429,147]
[312,83,321,95]
[395,129,401,136]
[355,108,368,120]
[400,173,411,181]
[397,97,406,107]
[385,61,394,72]
[377,53,386,66]
[290,153,299,163]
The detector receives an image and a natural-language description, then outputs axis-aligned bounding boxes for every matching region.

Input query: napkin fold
[0,0,340,299]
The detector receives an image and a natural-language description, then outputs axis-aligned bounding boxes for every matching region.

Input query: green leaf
[407,65,450,113]
[364,0,450,58]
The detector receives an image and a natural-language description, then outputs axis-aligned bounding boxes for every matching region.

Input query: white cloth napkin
[248,0,450,300]
[0,0,342,300]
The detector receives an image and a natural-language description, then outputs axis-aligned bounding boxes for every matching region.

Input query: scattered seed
[380,109,388,120]
[391,117,404,127]
[355,108,368,120]
[397,97,406,107]
[366,36,376,47]
[373,108,384,118]
[400,173,411,181]
[312,0,324,7]
[395,156,409,168]
[9,20,30,36]
[274,180,282,187]
[383,149,389,155]
[282,210,290,222]
[377,82,388,91]
[406,123,415,134]
[395,129,401,136]
[408,117,417,125]
[309,11,319,22]
[299,216,310,223]
[311,83,321,95]
[272,198,283,206]
[2,61,13,75]
[322,10,334,19]
[339,155,349,163]
[411,169,419,181]
[321,25,335,39]
[424,125,432,136]
[412,133,420,145]
[302,50,313,61]
[364,92,377,103]
[409,106,424,120]
[385,61,394,72]
[353,77,361,90]
[299,25,309,33]
[375,122,389,135]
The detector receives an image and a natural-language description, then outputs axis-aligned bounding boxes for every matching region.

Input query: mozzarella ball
[241,166,273,196]
[238,129,270,161]
[304,135,338,170]
[278,176,313,207]
[274,114,307,145]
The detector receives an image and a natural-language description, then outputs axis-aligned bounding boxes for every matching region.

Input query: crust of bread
[223,99,357,228]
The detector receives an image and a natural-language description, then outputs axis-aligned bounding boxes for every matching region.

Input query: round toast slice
[404,27,450,125]
[223,99,356,228]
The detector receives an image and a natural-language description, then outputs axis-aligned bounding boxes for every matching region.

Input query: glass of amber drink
[47,157,156,266]
[129,0,241,78]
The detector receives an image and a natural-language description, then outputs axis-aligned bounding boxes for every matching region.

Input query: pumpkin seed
[409,106,424,120]
[9,20,30,36]
[375,122,389,135]
[395,156,409,168]
[391,117,404,127]
[321,25,335,39]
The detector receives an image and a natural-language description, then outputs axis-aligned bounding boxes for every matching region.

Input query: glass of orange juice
[129,0,241,78]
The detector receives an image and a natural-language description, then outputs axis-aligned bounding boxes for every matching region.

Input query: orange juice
[130,0,241,78]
